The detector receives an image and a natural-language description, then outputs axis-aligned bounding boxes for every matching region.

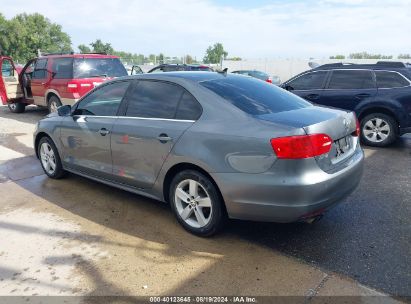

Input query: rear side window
[201,76,311,116]
[287,71,327,90]
[126,81,184,119]
[175,92,202,120]
[75,81,130,116]
[32,59,48,79]
[73,58,127,78]
[51,58,73,79]
[375,71,409,88]
[328,70,374,89]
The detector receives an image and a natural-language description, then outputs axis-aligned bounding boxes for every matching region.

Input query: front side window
[328,70,374,89]
[201,76,311,116]
[75,81,130,116]
[287,71,327,90]
[1,59,14,77]
[32,59,48,79]
[52,58,73,79]
[125,81,184,119]
[375,71,409,88]
[73,58,127,78]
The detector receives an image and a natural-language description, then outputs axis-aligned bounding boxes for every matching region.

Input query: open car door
[0,57,24,105]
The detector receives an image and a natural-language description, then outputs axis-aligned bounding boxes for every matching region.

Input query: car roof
[38,53,119,59]
[111,71,240,84]
[314,62,410,72]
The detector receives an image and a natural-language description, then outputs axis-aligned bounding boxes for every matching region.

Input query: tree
[78,44,91,53]
[158,53,165,64]
[90,39,114,54]
[398,54,411,59]
[185,54,193,64]
[349,52,393,59]
[226,57,242,61]
[329,55,345,59]
[0,13,71,63]
[203,43,228,64]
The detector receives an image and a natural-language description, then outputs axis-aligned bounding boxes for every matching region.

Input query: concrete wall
[222,59,410,83]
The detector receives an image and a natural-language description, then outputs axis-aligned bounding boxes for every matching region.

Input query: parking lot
[0,105,409,301]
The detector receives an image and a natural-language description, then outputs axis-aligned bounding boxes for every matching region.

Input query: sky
[3,0,411,59]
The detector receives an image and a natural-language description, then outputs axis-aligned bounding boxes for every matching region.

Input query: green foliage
[78,44,91,53]
[398,54,411,59]
[90,39,114,54]
[349,52,393,59]
[226,57,242,61]
[185,54,193,64]
[329,55,345,59]
[0,13,71,63]
[203,43,228,64]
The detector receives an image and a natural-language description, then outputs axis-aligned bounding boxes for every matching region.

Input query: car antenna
[217,68,228,75]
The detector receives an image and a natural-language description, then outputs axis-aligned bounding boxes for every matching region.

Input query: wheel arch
[34,132,51,158]
[45,90,61,104]
[162,162,227,215]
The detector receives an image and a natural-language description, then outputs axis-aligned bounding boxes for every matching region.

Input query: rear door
[285,70,328,103]
[49,57,74,104]
[319,70,377,111]
[31,58,50,106]
[59,80,131,179]
[111,80,201,189]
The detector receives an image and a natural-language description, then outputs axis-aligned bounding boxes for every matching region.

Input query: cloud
[3,0,410,58]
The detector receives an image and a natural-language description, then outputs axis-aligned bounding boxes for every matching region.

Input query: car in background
[232,70,280,85]
[2,52,128,113]
[34,72,363,236]
[148,64,213,73]
[281,62,411,147]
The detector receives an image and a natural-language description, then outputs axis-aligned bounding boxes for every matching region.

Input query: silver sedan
[34,72,364,236]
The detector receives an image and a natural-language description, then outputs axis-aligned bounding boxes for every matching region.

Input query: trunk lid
[258,106,359,172]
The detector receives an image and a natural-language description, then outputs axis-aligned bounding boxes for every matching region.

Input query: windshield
[200,76,312,115]
[73,58,127,78]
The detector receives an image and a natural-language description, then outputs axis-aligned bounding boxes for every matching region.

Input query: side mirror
[57,105,71,116]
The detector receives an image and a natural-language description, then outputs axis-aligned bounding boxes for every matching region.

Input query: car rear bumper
[212,146,364,222]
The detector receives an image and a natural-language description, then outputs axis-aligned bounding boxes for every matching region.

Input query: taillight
[270,134,333,159]
[353,116,360,137]
[67,81,79,93]
[266,77,272,84]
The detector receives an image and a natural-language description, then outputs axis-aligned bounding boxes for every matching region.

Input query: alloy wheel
[174,179,213,228]
[363,117,391,143]
[40,142,57,175]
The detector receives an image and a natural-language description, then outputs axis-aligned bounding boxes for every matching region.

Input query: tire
[47,95,62,113]
[360,113,397,147]
[37,136,66,179]
[8,103,26,113]
[169,170,225,236]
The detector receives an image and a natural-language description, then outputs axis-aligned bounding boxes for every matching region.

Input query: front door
[59,80,131,179]
[111,80,201,189]
[319,70,377,111]
[0,57,22,104]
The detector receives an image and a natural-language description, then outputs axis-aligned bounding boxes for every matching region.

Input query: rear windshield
[189,66,212,71]
[73,58,127,78]
[200,76,311,115]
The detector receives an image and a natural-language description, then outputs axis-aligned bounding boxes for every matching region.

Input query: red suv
[0,53,128,113]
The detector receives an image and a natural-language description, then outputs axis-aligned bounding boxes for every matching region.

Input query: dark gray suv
[34,72,364,236]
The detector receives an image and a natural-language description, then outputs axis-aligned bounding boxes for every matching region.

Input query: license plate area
[334,136,352,159]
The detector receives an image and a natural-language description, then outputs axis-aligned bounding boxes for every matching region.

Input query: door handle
[99,128,110,136]
[306,94,320,100]
[355,93,370,99]
[157,133,172,143]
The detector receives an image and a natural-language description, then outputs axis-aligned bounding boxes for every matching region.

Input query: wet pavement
[0,105,409,301]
